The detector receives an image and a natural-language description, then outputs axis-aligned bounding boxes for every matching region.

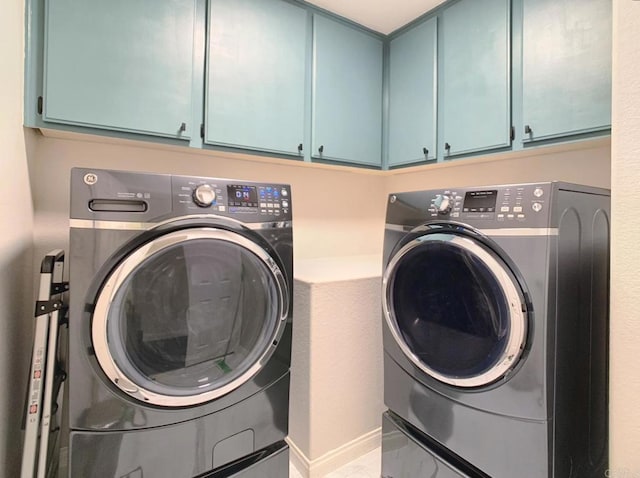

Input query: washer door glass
[92,228,288,406]
[383,232,527,388]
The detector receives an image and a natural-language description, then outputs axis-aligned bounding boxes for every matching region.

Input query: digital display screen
[227,185,258,208]
[463,190,497,213]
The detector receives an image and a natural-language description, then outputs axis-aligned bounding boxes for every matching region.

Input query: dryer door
[92,227,289,407]
[383,230,527,388]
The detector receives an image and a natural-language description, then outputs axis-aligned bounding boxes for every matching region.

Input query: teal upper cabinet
[388,17,438,167]
[440,0,511,157]
[205,0,307,156]
[522,0,612,142]
[44,0,196,140]
[312,15,383,167]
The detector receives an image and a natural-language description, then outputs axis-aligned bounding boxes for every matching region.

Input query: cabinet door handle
[423,147,429,156]
[318,145,324,154]
[445,143,451,152]
[298,143,303,153]
[179,122,186,133]
[524,125,532,135]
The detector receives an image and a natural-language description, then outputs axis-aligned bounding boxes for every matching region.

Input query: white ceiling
[305,0,447,34]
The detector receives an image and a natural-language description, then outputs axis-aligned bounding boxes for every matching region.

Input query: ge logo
[83,173,98,185]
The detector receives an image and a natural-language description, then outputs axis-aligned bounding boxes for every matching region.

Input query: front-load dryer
[381,183,609,478]
[64,168,293,477]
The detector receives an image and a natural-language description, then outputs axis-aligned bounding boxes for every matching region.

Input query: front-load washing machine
[381,182,609,478]
[64,168,293,477]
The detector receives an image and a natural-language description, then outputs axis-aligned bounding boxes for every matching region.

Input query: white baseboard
[287,427,381,478]
[287,437,311,476]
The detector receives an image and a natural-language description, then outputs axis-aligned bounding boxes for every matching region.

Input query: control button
[534,188,544,198]
[432,194,453,214]
[532,202,543,212]
[218,205,226,212]
[193,184,216,208]
[497,214,505,221]
[517,214,525,219]
[507,214,515,219]
[281,189,288,196]
[451,212,460,218]
[282,200,289,208]
[267,203,274,208]
[274,204,280,209]
[513,206,522,212]
[500,206,510,212]
[260,202,267,208]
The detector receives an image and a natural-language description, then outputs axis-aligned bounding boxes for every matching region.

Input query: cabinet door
[312,15,383,167]
[44,0,196,139]
[206,0,307,156]
[388,18,437,167]
[522,0,611,142]
[441,0,510,156]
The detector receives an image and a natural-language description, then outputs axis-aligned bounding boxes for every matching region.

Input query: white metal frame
[21,250,65,478]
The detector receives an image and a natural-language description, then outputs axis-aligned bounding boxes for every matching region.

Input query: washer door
[383,229,527,388]
[92,227,289,407]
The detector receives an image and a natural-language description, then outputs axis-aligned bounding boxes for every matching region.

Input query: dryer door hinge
[200,123,205,139]
[510,126,515,141]
[37,96,43,115]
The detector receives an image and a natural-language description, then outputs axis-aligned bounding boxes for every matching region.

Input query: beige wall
[385,139,611,194]
[0,0,34,475]
[290,272,383,477]
[610,1,640,473]
[28,133,387,263]
[5,0,640,474]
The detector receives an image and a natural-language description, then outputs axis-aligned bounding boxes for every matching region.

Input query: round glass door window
[92,228,288,406]
[383,232,527,388]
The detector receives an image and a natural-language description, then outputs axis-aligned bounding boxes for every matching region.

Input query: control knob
[432,194,453,215]
[193,184,217,208]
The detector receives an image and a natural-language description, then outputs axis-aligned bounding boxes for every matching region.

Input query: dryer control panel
[172,175,292,222]
[70,168,292,224]
[425,184,550,227]
[387,183,561,230]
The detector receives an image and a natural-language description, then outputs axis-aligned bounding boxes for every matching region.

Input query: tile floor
[290,447,381,478]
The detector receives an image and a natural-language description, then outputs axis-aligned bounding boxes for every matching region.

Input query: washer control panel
[173,176,291,221]
[425,184,551,227]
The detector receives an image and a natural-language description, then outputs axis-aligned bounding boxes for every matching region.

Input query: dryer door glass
[383,232,527,388]
[92,228,288,406]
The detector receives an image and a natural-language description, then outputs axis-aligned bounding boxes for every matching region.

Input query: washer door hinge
[200,123,205,139]
[37,96,43,115]
[510,126,515,141]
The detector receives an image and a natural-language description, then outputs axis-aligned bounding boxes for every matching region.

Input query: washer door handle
[114,375,139,394]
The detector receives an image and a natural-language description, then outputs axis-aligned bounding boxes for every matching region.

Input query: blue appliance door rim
[382,228,527,388]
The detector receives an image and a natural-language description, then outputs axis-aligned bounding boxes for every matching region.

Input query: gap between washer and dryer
[290,447,381,478]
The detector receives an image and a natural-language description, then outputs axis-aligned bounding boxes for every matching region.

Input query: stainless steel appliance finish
[381,411,472,478]
[382,182,610,478]
[64,168,293,477]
